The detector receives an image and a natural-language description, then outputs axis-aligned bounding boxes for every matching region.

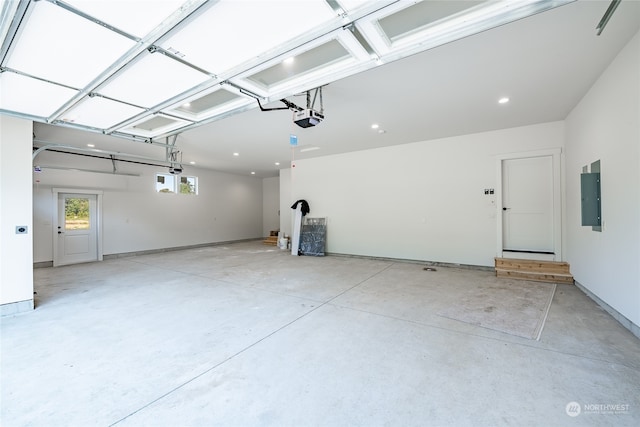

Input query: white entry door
[501,156,554,257]
[56,193,98,266]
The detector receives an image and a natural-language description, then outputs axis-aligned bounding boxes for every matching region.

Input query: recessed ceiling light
[498,97,510,104]
[189,161,196,165]
[275,162,280,166]
[371,123,379,129]
[251,171,256,175]
[283,57,295,65]
[233,152,239,156]
[87,144,95,147]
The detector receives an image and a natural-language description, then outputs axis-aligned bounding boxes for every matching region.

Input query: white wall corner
[0,116,34,308]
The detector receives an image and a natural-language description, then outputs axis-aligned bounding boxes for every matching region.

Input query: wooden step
[263,236,278,246]
[495,257,574,284]
[495,257,570,274]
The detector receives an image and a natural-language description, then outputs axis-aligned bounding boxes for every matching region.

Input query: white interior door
[502,156,554,257]
[56,193,98,266]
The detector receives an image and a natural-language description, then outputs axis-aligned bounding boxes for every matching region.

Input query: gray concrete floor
[2,241,639,426]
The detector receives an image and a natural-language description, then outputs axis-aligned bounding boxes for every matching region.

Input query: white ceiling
[10,0,547,136]
[7,0,640,177]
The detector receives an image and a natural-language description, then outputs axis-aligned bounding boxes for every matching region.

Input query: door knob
[503,207,510,211]
[58,231,64,234]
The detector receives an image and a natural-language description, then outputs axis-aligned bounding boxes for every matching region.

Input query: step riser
[496,270,574,284]
[495,261,570,275]
[496,258,569,274]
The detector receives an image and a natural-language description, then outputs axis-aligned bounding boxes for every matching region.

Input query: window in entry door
[64,197,90,230]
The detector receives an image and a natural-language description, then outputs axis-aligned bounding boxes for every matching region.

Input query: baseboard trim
[103,238,262,260]
[326,252,494,272]
[34,238,263,267]
[1,299,34,317]
[574,280,640,340]
[34,261,53,268]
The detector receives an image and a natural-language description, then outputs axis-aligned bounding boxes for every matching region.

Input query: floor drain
[423,267,437,271]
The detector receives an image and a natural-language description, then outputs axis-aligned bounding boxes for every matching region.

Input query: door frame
[496,148,562,261]
[52,188,103,267]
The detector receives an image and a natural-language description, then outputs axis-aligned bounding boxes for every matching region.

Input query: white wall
[281,121,564,267]
[565,31,640,327]
[0,116,33,312]
[279,168,292,239]
[262,176,280,236]
[33,150,263,262]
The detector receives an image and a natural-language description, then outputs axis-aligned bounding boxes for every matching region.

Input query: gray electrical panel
[581,172,601,227]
